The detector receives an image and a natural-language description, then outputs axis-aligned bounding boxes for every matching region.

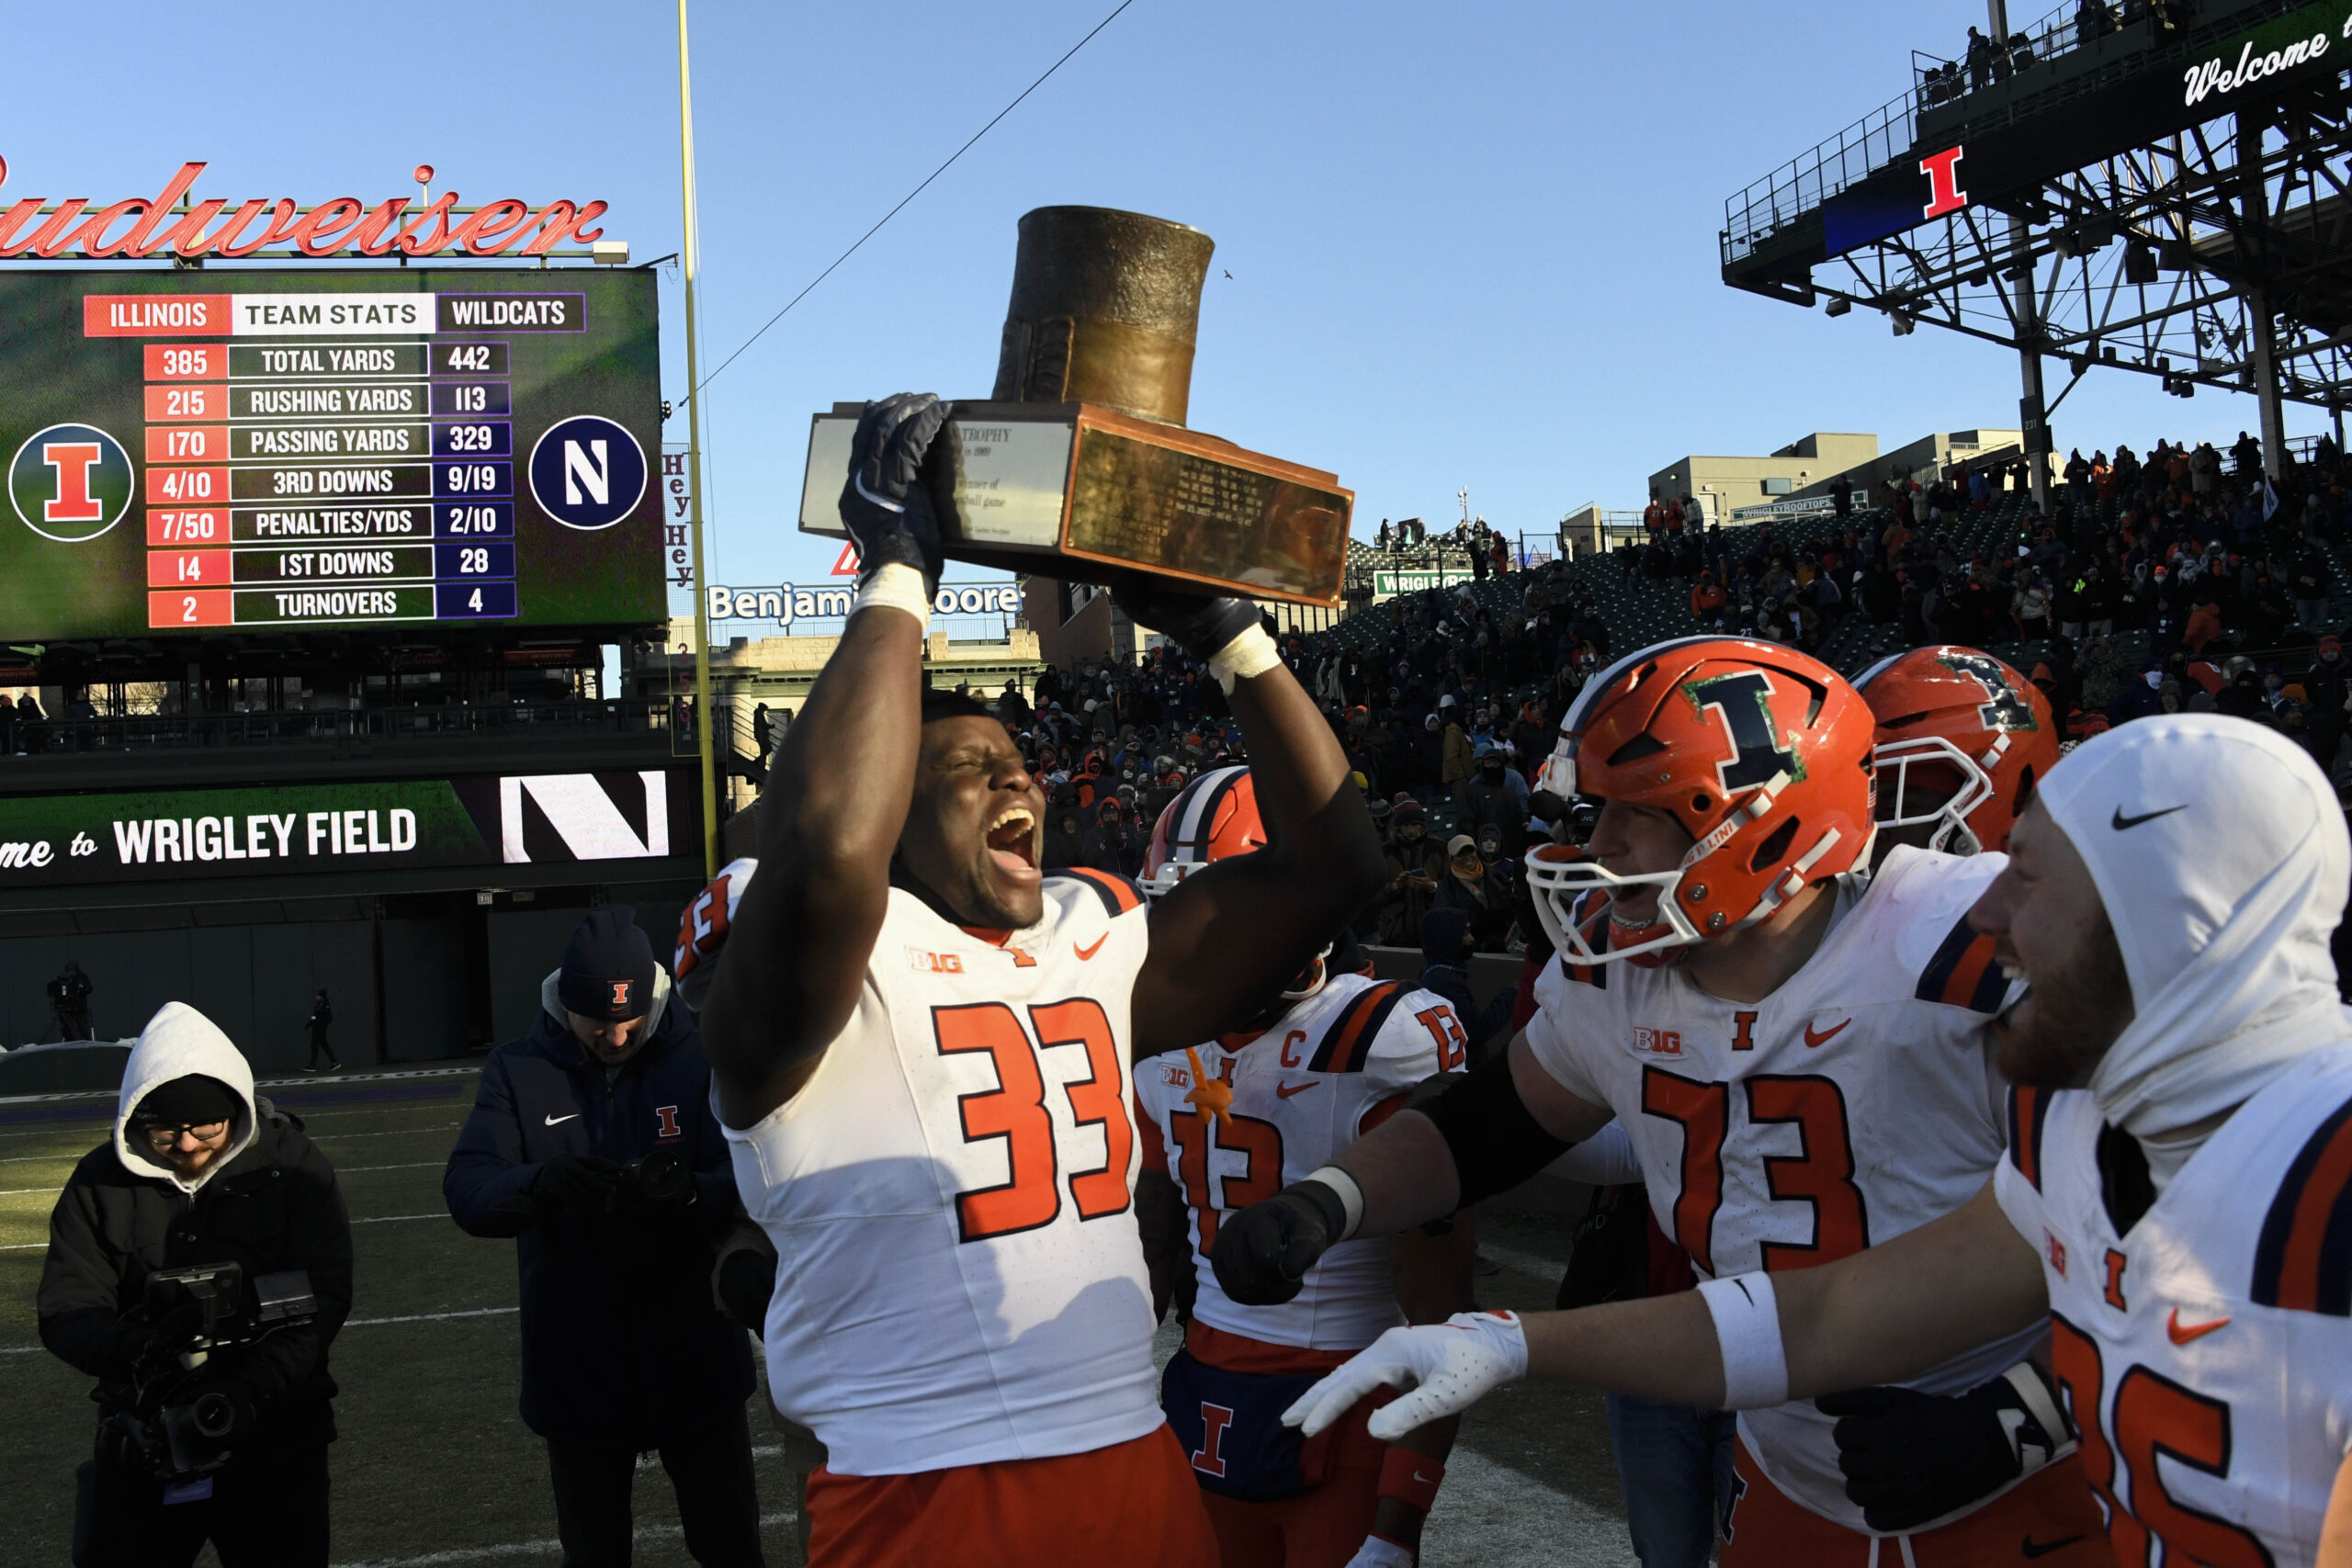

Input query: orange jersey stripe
[2277,1112,2352,1313]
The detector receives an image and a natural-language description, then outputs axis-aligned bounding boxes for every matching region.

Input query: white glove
[1341,1534,1417,1568]
[1283,1310,1528,1441]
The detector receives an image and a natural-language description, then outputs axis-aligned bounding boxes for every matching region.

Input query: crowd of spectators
[964,425,2349,962]
[1371,513,1516,583]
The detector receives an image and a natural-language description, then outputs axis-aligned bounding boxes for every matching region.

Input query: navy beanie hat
[559,908,658,1021]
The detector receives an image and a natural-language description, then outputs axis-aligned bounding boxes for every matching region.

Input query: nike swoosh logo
[1074,934,1107,962]
[1275,1080,1318,1099]
[2022,1535,2086,1560]
[2167,1308,2230,1345]
[2112,805,2186,830]
[544,1112,579,1126]
[1803,1018,1851,1048]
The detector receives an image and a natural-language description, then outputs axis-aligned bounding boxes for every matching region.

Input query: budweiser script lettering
[0,158,607,261]
[2182,15,2348,107]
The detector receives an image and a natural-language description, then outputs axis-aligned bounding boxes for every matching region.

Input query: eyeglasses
[140,1120,229,1148]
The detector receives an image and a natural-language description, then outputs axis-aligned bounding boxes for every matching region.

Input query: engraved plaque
[797,400,1351,605]
[798,406,1073,550]
[1059,425,1350,603]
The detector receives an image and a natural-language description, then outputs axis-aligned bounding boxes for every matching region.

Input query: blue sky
[6,0,2328,615]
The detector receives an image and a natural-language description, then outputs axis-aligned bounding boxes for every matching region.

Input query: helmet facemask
[1871,734,2000,857]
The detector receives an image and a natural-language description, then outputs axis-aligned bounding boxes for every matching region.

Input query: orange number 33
[933,999,1134,1242]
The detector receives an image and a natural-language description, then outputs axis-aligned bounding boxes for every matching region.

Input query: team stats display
[0,270,664,637]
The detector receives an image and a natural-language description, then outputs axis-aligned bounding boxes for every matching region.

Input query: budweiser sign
[0,159,609,261]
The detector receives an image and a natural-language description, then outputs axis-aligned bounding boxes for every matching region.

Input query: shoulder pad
[1307,979,1414,1073]
[1047,867,1147,919]
[2252,1092,2352,1314]
[2006,1084,2052,1192]
[1914,906,2008,1013]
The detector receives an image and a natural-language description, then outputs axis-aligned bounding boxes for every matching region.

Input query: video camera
[616,1148,690,1209]
[105,1262,316,1483]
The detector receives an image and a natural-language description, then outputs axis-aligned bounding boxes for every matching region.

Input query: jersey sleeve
[1522,955,1611,1110]
[1358,986,1463,1094]
[673,856,758,1010]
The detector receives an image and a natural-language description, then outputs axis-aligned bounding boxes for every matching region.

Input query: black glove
[124,1301,209,1378]
[1209,1179,1350,1305]
[1817,1363,2070,1532]
[716,1248,778,1336]
[1109,579,1262,663]
[534,1154,620,1213]
[838,392,951,594]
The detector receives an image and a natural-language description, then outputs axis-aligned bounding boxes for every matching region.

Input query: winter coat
[39,1002,353,1445]
[443,968,752,1451]
[1441,723,1473,785]
[1376,834,1448,945]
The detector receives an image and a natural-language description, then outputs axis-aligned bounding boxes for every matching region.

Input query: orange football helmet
[1854,645,2058,855]
[1142,765,1331,999]
[1527,637,1876,966]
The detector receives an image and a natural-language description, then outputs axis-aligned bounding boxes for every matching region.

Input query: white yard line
[352,1213,449,1224]
[1421,1443,1636,1566]
[1481,1241,1568,1284]
[345,1307,518,1327]
[330,1506,800,1568]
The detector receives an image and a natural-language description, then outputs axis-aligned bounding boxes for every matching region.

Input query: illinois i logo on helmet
[10,423,133,542]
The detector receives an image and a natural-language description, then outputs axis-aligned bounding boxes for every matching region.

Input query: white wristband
[853,562,931,631]
[1207,622,1280,694]
[1306,1164,1364,1240]
[1697,1271,1789,1410]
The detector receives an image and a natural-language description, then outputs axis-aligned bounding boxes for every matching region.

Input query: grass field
[0,1068,1637,1568]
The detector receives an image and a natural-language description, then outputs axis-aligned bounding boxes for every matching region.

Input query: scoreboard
[2,270,664,638]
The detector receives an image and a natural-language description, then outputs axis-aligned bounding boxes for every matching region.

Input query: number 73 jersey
[722,871,1161,1478]
[1524,845,2043,1528]
[1134,972,1469,1352]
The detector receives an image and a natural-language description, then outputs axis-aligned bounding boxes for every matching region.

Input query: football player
[1857,645,2060,860]
[1132,766,1476,1568]
[1212,636,2112,1564]
[1287,713,2352,1568]
[690,395,1385,1567]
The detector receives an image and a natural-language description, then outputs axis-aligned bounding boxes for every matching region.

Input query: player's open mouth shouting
[985,803,1040,880]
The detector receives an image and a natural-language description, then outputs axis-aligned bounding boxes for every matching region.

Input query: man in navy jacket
[445,908,763,1567]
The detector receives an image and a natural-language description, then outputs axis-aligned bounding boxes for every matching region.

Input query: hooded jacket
[2033,714,2352,1173]
[442,965,752,1450]
[38,1002,353,1440]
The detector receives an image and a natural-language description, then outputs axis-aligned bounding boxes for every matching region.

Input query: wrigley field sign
[0,770,694,888]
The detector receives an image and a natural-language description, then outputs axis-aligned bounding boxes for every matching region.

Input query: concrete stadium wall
[0,919,378,1071]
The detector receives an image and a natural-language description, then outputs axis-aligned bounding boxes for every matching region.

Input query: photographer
[443,908,763,1568]
[39,1001,353,1567]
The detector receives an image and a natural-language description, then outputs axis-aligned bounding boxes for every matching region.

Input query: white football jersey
[723,867,1162,1476]
[1134,972,1467,1352]
[1996,1047,2352,1566]
[1525,845,2041,1529]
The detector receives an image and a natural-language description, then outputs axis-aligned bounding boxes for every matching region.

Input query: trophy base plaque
[797,401,1353,607]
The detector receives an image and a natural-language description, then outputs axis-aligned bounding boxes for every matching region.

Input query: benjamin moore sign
[0,769,694,889]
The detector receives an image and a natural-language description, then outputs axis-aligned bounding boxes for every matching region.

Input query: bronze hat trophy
[797,206,1352,606]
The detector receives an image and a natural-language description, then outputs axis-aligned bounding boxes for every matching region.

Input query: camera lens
[191,1391,237,1438]
[632,1149,688,1206]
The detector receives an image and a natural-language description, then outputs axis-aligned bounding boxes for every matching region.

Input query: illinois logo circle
[11,423,134,542]
[527,415,646,532]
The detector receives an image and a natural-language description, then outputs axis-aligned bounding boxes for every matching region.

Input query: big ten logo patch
[1634,1026,1682,1056]
[1159,1061,1192,1089]
[654,1104,683,1140]
[906,947,965,975]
